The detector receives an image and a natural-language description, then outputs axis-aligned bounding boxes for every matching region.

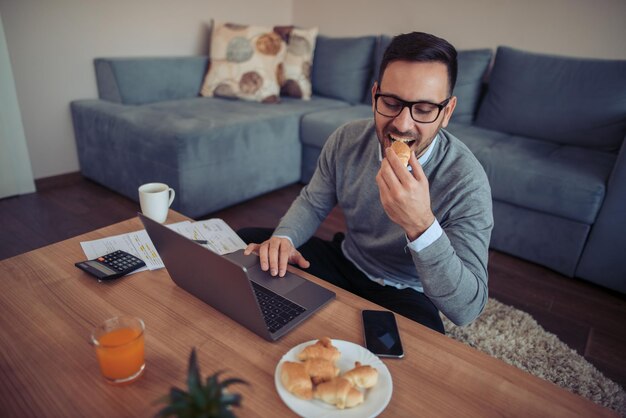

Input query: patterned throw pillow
[200,22,289,103]
[280,27,319,100]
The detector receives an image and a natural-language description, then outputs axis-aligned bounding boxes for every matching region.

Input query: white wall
[2,0,625,180]
[0,10,35,198]
[0,0,292,179]
[293,0,626,60]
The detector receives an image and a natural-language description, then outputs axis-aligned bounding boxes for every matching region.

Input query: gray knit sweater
[274,119,493,325]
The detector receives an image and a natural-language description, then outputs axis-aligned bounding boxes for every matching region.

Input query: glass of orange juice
[91,316,145,385]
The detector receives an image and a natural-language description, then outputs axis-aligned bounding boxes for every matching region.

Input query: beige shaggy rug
[442,298,625,415]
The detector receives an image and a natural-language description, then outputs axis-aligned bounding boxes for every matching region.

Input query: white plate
[274,339,392,418]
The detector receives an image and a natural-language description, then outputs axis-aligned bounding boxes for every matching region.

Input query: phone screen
[362,310,404,358]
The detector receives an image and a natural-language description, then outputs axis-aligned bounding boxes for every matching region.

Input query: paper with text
[79,219,246,274]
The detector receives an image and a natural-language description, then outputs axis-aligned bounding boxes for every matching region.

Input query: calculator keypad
[76,250,146,280]
[100,250,145,272]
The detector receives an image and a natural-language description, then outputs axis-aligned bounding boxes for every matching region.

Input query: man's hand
[375,147,435,241]
[243,236,310,277]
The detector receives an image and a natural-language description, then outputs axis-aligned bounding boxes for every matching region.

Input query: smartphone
[362,309,404,358]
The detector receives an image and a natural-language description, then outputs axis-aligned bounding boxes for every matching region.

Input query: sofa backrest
[361,35,391,106]
[361,35,492,124]
[475,47,626,152]
[453,49,492,123]
[93,35,491,117]
[311,35,377,105]
[95,57,209,105]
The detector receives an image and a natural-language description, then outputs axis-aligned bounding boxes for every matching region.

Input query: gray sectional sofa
[71,35,626,294]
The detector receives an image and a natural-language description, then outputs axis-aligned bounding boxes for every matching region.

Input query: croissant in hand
[314,377,364,409]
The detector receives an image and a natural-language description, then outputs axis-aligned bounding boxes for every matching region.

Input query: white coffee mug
[138,183,175,223]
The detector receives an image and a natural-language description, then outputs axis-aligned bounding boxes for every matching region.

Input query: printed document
[79,219,247,274]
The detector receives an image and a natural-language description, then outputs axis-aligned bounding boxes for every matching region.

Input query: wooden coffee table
[0,211,616,417]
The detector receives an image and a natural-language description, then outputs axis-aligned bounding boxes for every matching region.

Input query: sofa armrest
[576,136,626,293]
[70,98,180,163]
[95,56,209,105]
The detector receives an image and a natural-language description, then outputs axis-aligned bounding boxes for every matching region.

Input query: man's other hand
[243,236,310,277]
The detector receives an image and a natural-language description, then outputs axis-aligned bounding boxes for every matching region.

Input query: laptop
[138,213,335,341]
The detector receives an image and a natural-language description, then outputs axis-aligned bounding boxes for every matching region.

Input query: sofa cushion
[301,105,373,148]
[491,200,589,277]
[73,96,349,167]
[280,26,319,100]
[362,35,392,105]
[95,57,209,105]
[311,35,376,104]
[476,47,626,152]
[200,22,288,103]
[452,49,492,124]
[71,96,349,217]
[108,97,347,167]
[447,123,616,224]
[300,105,373,183]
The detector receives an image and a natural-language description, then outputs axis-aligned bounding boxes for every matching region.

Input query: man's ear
[441,96,457,128]
[371,81,379,113]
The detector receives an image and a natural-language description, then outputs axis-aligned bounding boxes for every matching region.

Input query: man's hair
[379,32,458,96]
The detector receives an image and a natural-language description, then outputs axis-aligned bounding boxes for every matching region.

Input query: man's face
[372,60,456,158]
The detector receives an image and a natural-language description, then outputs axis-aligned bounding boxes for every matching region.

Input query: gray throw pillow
[362,35,392,105]
[311,35,376,104]
[452,49,492,124]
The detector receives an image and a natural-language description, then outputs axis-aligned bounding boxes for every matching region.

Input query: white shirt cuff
[406,219,443,252]
[272,234,295,247]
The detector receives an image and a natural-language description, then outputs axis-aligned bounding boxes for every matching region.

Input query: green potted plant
[155,348,248,418]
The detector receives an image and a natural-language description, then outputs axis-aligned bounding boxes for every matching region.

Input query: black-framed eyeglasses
[374,92,451,123]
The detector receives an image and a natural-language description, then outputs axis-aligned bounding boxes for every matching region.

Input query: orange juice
[92,317,145,384]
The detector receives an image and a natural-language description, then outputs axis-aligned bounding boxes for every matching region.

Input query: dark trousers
[238,227,445,334]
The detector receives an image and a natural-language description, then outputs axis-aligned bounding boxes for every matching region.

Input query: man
[240,32,493,333]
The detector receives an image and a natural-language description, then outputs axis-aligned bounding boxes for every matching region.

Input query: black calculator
[75,250,146,280]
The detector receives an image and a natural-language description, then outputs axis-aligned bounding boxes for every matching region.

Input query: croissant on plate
[280,361,313,400]
[303,358,340,385]
[342,361,379,389]
[313,377,364,409]
[297,337,341,362]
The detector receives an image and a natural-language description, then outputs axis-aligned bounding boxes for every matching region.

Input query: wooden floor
[2,173,625,390]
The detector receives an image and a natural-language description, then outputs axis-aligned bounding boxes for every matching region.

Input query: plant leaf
[220,377,248,389]
[153,401,190,418]
[219,409,237,418]
[170,386,189,403]
[154,404,177,418]
[191,385,207,411]
[153,394,171,405]
[205,372,221,401]
[187,348,201,393]
[219,393,242,407]
[186,348,209,410]
[155,350,249,418]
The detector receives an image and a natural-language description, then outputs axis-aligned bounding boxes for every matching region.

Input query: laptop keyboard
[251,281,306,334]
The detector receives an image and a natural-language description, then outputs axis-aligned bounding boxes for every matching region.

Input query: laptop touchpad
[249,267,305,294]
